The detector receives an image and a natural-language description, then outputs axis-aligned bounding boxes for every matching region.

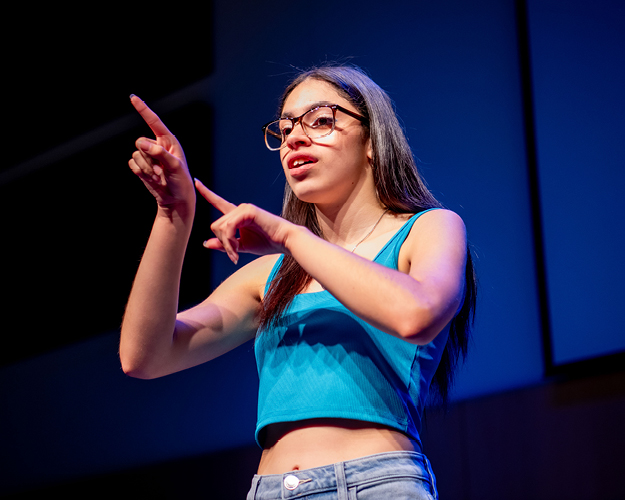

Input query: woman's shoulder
[244,253,283,280]
[408,208,466,242]
[391,208,465,235]
[398,209,467,269]
[248,253,283,271]
[214,254,282,301]
[406,207,464,226]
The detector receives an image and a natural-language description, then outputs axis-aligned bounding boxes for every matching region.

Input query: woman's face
[279,79,373,206]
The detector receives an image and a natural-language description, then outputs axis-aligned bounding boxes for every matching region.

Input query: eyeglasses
[262,104,368,151]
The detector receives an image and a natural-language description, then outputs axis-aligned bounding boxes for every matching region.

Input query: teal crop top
[254,210,449,448]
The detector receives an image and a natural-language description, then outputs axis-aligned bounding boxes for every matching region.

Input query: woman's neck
[314,196,387,249]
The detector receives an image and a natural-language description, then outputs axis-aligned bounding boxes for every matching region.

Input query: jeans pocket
[352,476,434,500]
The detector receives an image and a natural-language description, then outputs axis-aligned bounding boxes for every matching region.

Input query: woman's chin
[287,181,318,204]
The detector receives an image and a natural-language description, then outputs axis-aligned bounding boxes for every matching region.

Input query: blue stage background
[1,0,623,498]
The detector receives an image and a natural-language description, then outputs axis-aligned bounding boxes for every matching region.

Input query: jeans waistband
[247,451,438,500]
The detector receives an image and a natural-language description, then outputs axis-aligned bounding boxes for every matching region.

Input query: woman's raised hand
[128,95,196,214]
[195,179,296,264]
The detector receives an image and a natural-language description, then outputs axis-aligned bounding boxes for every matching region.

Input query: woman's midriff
[257,418,420,475]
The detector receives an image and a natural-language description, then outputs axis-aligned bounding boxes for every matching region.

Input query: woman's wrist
[155,200,195,228]
[282,223,313,257]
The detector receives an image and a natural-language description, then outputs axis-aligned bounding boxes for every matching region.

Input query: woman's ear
[366,138,373,165]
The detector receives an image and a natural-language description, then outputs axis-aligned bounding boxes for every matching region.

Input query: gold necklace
[350,209,388,252]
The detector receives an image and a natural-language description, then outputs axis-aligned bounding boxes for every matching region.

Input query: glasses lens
[264,106,337,151]
[302,106,335,138]
[265,121,285,150]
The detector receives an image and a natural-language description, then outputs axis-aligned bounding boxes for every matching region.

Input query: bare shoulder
[237,253,282,278]
[390,209,465,234]
[399,209,467,270]
[212,253,282,300]
[413,208,466,237]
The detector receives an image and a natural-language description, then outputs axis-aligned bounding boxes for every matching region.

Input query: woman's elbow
[394,302,452,345]
[119,349,160,380]
[121,363,156,379]
[395,318,432,345]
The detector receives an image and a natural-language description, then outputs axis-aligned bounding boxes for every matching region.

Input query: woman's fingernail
[228,251,238,265]
[129,94,136,100]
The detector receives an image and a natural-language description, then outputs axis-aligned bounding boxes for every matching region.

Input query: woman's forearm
[119,206,194,378]
[283,221,464,345]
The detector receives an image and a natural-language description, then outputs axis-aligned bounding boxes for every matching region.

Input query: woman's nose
[285,121,311,149]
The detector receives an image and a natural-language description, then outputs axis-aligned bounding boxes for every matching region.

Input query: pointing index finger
[194,178,237,215]
[130,94,173,138]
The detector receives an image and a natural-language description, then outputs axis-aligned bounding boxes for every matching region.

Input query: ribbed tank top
[254,209,449,448]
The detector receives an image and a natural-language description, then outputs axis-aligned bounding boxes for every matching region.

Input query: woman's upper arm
[152,254,279,377]
[399,209,468,343]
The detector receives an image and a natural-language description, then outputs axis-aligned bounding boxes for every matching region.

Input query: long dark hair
[259,65,476,406]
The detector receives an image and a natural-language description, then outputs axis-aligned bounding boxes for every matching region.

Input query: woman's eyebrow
[281,101,336,118]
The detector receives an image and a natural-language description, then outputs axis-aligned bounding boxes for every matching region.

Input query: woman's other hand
[195,179,297,264]
[128,95,196,217]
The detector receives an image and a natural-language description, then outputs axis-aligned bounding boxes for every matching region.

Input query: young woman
[120,65,476,499]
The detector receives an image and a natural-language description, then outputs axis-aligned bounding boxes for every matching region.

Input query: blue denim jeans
[246,451,438,500]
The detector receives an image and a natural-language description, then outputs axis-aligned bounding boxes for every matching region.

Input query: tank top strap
[265,254,285,295]
[374,208,440,268]
[264,208,440,293]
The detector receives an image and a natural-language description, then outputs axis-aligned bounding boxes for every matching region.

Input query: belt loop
[246,475,261,500]
[334,462,348,500]
[423,456,439,500]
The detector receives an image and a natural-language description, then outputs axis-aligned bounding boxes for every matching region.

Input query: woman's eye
[311,116,334,128]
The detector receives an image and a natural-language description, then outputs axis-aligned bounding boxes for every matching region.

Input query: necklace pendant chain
[350,209,388,253]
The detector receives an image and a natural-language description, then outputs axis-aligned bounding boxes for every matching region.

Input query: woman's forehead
[282,79,352,116]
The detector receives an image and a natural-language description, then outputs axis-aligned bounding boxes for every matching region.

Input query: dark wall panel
[1,102,214,366]
[527,0,625,365]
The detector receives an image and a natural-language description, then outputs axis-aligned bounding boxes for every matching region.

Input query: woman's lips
[288,162,315,177]
[287,155,317,177]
